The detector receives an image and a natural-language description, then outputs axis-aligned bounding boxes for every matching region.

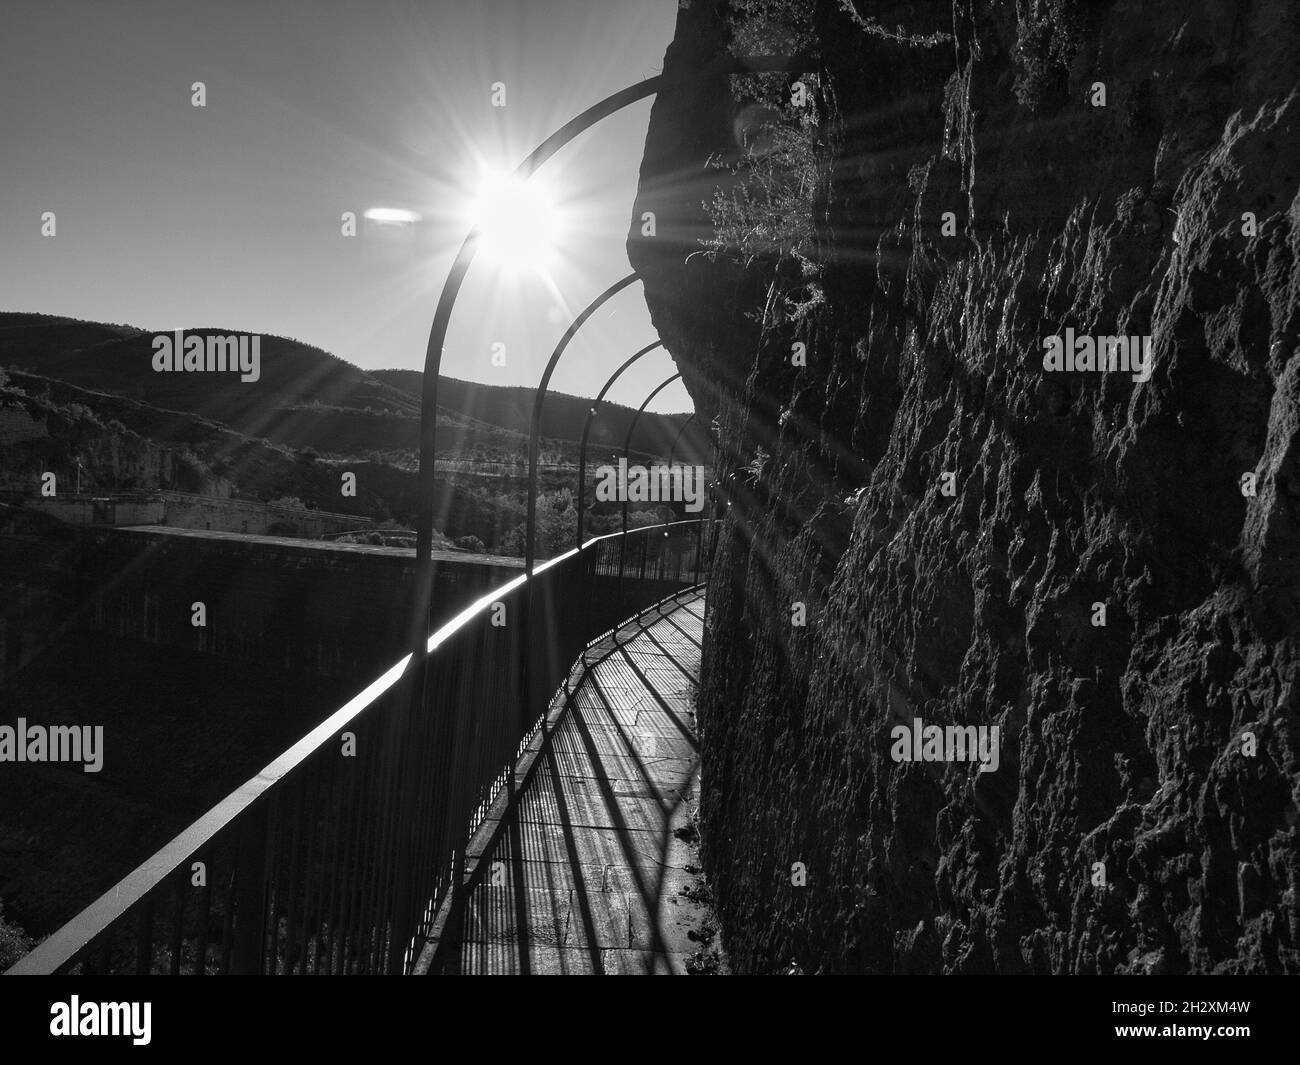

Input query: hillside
[0,313,709,464]
[0,313,713,555]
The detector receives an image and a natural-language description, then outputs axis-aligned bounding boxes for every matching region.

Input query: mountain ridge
[0,311,705,460]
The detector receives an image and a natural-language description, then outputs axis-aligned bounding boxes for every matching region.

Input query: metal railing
[6,519,715,975]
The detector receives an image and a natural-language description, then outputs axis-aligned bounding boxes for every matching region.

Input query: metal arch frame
[666,412,696,468]
[410,53,807,650]
[614,372,683,592]
[619,372,682,536]
[575,339,664,547]
[523,272,638,577]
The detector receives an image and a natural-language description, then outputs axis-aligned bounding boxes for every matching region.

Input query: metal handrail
[6,520,713,976]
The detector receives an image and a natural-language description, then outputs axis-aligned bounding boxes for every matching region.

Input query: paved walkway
[416,589,712,974]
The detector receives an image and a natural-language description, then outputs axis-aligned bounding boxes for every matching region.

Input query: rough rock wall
[629,0,1300,973]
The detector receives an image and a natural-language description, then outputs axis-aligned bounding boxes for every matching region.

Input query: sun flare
[466,169,565,274]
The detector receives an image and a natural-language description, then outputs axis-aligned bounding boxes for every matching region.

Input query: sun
[466,168,565,274]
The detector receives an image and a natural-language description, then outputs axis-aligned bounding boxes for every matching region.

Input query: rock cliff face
[629,0,1300,973]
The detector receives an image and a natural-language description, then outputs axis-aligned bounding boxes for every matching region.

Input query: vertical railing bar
[355,711,395,972]
[323,777,347,975]
[281,773,307,974]
[415,672,444,955]
[351,713,386,974]
[433,642,471,971]
[390,649,430,965]
[349,718,385,974]
[220,835,238,974]
[231,800,269,974]
[408,664,442,950]
[319,753,349,974]
[296,757,325,975]
[263,792,286,975]
[363,693,405,972]
[269,792,290,974]
[168,874,185,975]
[134,899,154,975]
[197,845,214,975]
[332,728,368,974]
[263,793,283,974]
[333,725,367,974]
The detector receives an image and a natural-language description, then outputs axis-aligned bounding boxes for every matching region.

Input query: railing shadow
[426,590,707,974]
[5,522,716,976]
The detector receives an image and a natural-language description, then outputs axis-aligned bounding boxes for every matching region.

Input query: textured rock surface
[629,0,1300,973]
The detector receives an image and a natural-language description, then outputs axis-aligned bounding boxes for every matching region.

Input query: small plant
[703,115,821,269]
[685,947,725,974]
[1012,0,1092,112]
[836,0,951,46]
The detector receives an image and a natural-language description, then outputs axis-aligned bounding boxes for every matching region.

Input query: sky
[0,0,694,412]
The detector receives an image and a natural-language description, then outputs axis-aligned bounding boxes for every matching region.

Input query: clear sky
[0,0,694,412]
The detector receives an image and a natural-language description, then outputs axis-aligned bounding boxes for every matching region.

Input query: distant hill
[0,313,711,464]
[0,312,715,555]
[370,371,708,462]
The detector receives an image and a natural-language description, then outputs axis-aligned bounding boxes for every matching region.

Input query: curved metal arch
[575,339,665,547]
[524,273,639,576]
[620,373,682,536]
[666,412,697,468]
[409,53,808,649]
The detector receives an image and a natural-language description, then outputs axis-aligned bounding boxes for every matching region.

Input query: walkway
[416,589,714,974]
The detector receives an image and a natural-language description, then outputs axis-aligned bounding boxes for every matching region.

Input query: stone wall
[630,0,1300,974]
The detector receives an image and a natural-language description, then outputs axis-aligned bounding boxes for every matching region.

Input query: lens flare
[466,169,564,273]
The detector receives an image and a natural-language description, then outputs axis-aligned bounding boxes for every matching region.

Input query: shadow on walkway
[416,589,709,974]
